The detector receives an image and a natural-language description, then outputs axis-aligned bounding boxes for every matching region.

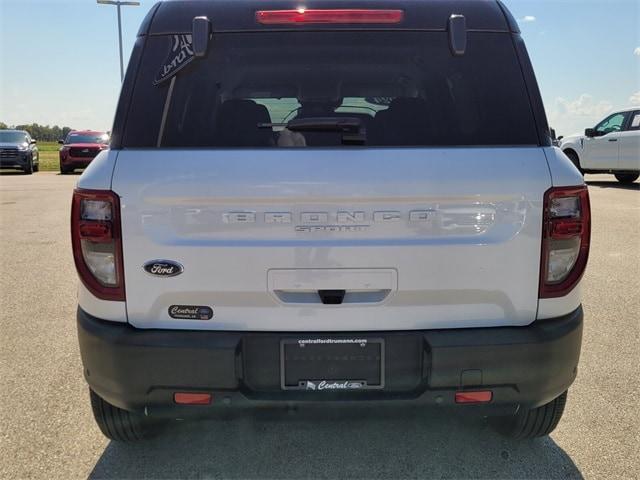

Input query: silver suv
[73,0,589,442]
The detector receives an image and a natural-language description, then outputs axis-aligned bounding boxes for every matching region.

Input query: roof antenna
[448,14,467,56]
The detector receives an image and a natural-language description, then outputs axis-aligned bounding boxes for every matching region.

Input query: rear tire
[615,173,639,184]
[489,391,568,439]
[564,151,583,175]
[89,389,162,442]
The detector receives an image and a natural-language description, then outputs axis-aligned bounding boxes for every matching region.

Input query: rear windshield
[122,32,539,148]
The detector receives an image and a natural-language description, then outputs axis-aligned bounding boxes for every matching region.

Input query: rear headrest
[371,97,433,146]
[387,97,430,114]
[215,99,273,147]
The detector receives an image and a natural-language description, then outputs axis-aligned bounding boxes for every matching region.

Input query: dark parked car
[59,130,109,174]
[0,130,39,174]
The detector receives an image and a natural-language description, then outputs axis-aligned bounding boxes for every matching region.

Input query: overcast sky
[1,0,638,136]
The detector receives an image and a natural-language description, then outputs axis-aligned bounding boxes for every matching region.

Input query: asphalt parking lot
[0,171,638,479]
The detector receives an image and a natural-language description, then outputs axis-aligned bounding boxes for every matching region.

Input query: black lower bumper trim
[77,307,583,416]
[0,160,28,168]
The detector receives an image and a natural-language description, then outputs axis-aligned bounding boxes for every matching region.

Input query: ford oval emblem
[143,260,184,277]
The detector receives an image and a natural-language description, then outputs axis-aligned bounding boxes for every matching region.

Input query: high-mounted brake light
[539,186,591,298]
[256,9,404,25]
[71,189,125,301]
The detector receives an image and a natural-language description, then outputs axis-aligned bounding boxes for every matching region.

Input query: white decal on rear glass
[154,35,195,85]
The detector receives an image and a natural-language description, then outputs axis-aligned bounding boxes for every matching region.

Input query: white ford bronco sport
[73,0,590,442]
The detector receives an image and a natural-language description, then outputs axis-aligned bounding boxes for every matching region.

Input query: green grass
[36,142,61,171]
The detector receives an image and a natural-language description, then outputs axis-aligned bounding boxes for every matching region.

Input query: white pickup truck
[73,0,589,442]
[560,107,640,184]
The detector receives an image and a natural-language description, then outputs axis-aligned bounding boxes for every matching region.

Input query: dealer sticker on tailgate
[168,305,213,320]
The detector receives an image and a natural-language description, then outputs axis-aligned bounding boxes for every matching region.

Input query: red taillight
[256,9,404,25]
[551,219,583,239]
[78,222,112,242]
[174,392,212,405]
[455,391,493,404]
[539,186,591,299]
[71,189,125,301]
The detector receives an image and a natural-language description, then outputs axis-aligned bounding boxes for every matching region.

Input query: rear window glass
[122,32,539,148]
[65,133,109,144]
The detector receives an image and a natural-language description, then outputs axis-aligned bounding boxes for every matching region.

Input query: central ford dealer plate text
[280,338,385,390]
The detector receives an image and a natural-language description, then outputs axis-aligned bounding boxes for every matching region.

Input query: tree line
[0,122,74,142]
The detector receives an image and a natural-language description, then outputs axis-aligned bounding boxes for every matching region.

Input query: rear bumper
[77,307,583,417]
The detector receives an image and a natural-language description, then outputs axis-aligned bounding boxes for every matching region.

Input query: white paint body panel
[582,133,621,169]
[542,147,585,186]
[77,277,127,322]
[618,129,640,170]
[537,281,582,320]
[76,150,119,190]
[112,147,553,331]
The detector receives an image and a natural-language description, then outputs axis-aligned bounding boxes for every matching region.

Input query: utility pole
[97,0,140,82]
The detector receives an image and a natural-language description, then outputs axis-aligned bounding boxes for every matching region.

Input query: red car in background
[58,130,109,174]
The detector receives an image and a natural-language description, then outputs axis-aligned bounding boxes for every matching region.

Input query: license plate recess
[280,338,385,391]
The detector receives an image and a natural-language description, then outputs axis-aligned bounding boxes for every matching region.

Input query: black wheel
[614,173,639,184]
[23,157,33,175]
[564,151,583,174]
[33,158,39,172]
[89,389,162,442]
[489,391,568,439]
[60,164,72,175]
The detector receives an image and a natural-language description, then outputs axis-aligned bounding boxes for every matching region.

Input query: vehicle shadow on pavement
[89,405,582,479]
[586,180,639,191]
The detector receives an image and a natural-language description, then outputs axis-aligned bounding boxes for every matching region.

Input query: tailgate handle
[273,289,391,305]
[268,268,397,305]
[318,290,346,305]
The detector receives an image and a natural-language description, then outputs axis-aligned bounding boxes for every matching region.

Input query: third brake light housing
[255,9,404,25]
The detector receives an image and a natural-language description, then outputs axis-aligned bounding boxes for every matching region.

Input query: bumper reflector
[455,391,493,404]
[174,392,212,405]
